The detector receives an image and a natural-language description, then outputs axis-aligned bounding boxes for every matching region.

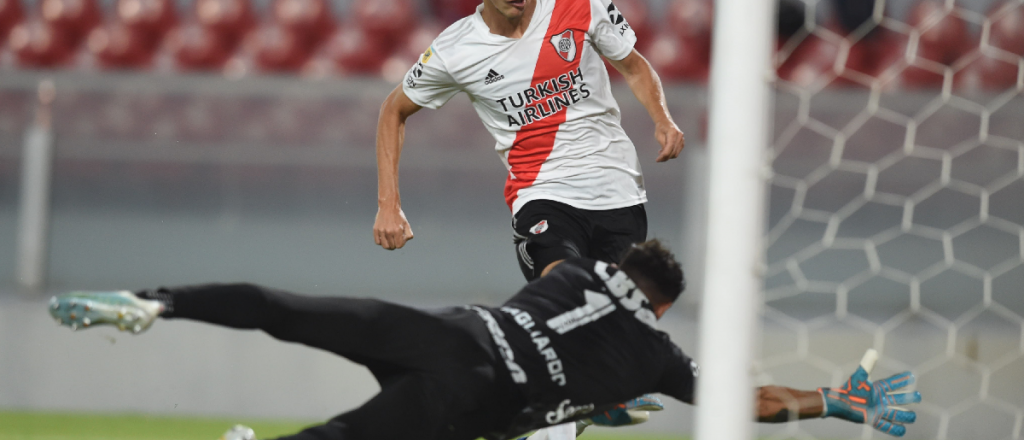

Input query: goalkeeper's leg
[53,284,461,372]
[148,283,472,371]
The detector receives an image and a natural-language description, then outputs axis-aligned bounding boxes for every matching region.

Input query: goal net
[757,1,1024,439]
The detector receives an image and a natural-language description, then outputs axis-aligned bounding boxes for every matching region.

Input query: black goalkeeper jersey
[474,258,699,437]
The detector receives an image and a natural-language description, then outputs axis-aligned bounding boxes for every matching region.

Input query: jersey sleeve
[588,0,638,61]
[657,341,699,404]
[402,45,461,109]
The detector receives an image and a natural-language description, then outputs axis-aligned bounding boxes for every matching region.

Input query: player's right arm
[373,43,459,251]
[374,86,422,250]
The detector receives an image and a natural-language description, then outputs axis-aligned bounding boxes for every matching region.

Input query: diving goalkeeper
[49,240,921,440]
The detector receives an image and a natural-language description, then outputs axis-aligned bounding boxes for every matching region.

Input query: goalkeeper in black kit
[49,240,922,440]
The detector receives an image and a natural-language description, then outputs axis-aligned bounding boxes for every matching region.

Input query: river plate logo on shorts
[531,220,549,234]
[549,29,577,62]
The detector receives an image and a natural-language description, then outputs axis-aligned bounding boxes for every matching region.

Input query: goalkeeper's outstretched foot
[49,291,163,334]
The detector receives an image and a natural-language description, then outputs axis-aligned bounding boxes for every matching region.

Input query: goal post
[694,2,776,440]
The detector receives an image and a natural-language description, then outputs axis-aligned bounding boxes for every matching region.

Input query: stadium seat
[379,21,442,83]
[988,0,1024,57]
[429,0,479,26]
[666,0,712,45]
[886,0,978,89]
[40,0,101,43]
[838,26,908,88]
[777,33,841,88]
[0,0,24,43]
[645,30,708,82]
[660,0,712,82]
[955,53,1019,91]
[166,21,232,70]
[321,25,390,75]
[245,23,312,72]
[906,0,975,67]
[87,20,154,68]
[116,0,177,49]
[8,18,75,66]
[398,21,442,59]
[272,0,335,47]
[195,0,254,47]
[351,0,415,48]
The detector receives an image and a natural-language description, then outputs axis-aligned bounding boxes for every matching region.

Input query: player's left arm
[605,50,684,163]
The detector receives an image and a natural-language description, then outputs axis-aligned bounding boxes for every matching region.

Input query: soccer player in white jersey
[374,0,683,269]
[373,0,683,436]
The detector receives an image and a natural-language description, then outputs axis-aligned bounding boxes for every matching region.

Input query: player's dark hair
[619,239,686,302]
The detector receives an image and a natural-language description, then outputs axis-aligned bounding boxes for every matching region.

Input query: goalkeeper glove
[819,349,922,437]
[582,394,664,428]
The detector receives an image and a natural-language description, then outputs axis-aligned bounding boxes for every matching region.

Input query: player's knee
[516,234,580,280]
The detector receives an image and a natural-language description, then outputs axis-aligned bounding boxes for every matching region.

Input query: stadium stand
[0,0,1019,89]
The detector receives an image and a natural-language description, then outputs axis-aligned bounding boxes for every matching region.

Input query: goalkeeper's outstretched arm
[751,350,922,437]
[755,386,825,422]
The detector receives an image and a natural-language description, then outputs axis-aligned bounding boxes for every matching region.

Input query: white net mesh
[757,1,1024,439]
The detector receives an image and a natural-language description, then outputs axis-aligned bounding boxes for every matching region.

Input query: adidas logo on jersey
[485,69,505,85]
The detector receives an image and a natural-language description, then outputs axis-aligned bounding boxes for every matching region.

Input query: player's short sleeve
[402,45,460,109]
[657,341,699,404]
[588,0,638,61]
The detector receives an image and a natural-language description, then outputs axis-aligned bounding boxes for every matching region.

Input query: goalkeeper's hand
[819,349,922,437]
[584,394,664,427]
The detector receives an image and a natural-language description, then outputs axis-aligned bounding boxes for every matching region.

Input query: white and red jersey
[403,0,646,214]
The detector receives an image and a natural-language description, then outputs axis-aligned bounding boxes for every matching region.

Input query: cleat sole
[48,291,161,335]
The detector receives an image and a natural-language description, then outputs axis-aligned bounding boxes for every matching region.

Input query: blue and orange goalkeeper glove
[819,349,922,437]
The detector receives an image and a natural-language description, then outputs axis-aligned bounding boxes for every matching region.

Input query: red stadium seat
[87,20,154,68]
[429,0,478,26]
[399,21,443,58]
[245,23,312,72]
[322,25,390,75]
[955,53,1019,91]
[661,0,712,82]
[906,0,975,67]
[351,0,415,49]
[645,30,708,82]
[0,0,24,43]
[895,64,946,89]
[8,18,74,66]
[777,34,841,88]
[117,0,177,49]
[988,0,1024,57]
[666,0,712,43]
[195,0,254,47]
[166,21,232,70]
[272,0,335,47]
[40,0,101,43]
[380,22,443,82]
[830,25,909,89]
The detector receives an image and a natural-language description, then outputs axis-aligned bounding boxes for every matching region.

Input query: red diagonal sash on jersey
[504,0,591,210]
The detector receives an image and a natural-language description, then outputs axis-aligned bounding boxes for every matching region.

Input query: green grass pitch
[0,412,687,440]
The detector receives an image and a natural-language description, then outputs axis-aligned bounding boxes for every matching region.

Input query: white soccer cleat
[219,424,256,440]
[49,291,163,334]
